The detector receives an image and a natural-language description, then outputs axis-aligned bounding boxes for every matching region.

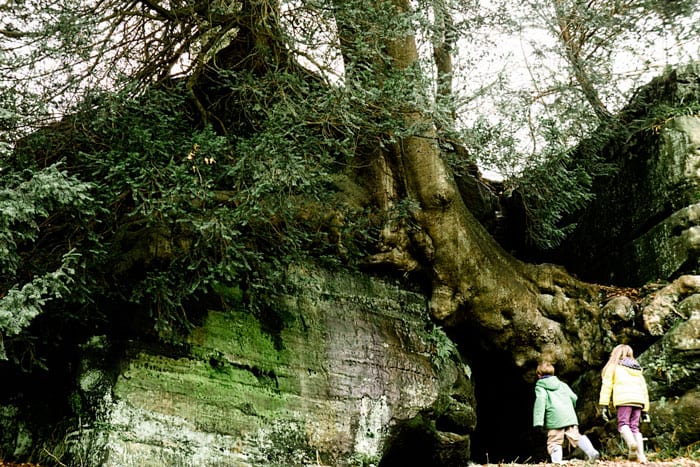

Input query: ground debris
[476,458,700,467]
[599,284,643,303]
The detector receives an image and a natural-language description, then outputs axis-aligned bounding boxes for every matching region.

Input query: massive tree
[334,0,604,376]
[1,1,699,456]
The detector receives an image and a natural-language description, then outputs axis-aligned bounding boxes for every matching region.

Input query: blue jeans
[617,405,642,433]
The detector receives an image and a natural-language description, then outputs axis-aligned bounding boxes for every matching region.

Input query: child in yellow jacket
[598,344,650,463]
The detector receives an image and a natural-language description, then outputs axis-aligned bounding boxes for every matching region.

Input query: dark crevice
[453,326,545,464]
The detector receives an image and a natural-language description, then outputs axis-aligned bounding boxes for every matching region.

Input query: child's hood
[620,357,643,371]
[618,359,644,377]
[535,375,563,391]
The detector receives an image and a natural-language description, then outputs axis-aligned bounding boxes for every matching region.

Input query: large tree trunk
[363,1,700,388]
[212,0,697,385]
[431,0,457,127]
[354,0,609,377]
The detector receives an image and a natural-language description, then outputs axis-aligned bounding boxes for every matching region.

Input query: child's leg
[617,406,640,460]
[628,407,647,463]
[550,444,564,463]
[633,432,648,464]
[616,405,633,431]
[547,429,565,464]
[628,407,642,434]
[565,425,599,461]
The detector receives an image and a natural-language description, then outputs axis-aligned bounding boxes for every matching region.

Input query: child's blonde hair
[537,361,555,377]
[601,344,634,377]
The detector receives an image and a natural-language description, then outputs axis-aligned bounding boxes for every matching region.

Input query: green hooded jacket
[532,375,579,429]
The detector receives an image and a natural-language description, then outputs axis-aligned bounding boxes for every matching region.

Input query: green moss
[111,305,327,436]
[210,282,244,304]
[189,310,283,374]
[114,351,290,435]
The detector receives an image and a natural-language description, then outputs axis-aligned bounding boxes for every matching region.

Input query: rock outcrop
[63,265,475,466]
[554,63,700,458]
[640,306,700,450]
[557,63,700,286]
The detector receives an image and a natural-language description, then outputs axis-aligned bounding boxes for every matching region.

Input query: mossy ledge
[63,264,475,466]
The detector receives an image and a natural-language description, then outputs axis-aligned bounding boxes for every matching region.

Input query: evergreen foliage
[465,0,700,249]
[0,0,699,370]
[0,166,94,359]
[0,75,367,368]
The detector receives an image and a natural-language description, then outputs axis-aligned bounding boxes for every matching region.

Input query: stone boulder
[639,308,700,449]
[63,265,475,466]
[556,63,700,286]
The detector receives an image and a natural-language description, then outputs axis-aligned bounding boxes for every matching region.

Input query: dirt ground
[2,457,698,466]
[477,459,700,467]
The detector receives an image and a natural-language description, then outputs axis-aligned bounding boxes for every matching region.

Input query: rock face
[640,307,700,449]
[553,63,700,457]
[65,265,476,466]
[557,63,700,286]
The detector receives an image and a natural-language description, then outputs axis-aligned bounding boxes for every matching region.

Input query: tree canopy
[1,0,699,368]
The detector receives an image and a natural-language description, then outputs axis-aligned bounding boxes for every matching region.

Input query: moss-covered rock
[64,265,475,466]
[636,310,700,451]
[555,64,700,286]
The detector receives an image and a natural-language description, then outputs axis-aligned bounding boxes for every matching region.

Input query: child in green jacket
[533,361,599,463]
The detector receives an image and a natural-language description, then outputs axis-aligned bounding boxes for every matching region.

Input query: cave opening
[377,336,549,466]
[447,320,552,465]
[378,413,472,467]
[467,347,545,464]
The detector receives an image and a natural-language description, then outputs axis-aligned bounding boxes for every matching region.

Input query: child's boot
[633,432,647,464]
[550,445,564,464]
[578,435,600,461]
[619,425,638,461]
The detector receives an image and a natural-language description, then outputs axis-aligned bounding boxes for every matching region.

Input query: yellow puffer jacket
[598,359,650,411]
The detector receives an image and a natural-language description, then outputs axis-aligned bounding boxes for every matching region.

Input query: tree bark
[353,0,608,377]
[552,0,613,121]
[431,0,457,126]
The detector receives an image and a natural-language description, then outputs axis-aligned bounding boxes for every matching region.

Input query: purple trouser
[617,405,642,433]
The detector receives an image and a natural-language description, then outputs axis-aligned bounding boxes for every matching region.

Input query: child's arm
[598,367,614,406]
[533,386,547,427]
